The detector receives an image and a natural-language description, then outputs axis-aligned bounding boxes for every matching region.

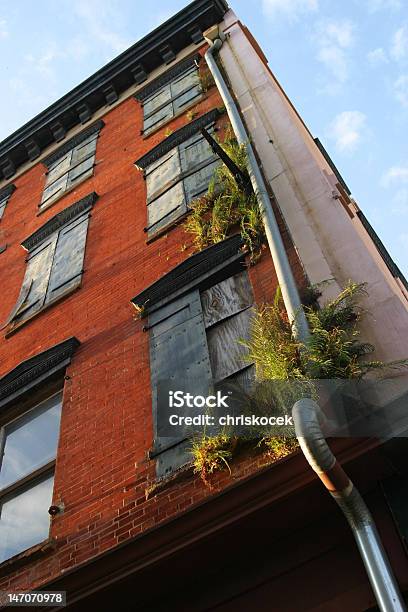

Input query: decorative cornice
[0,183,16,202]
[131,234,244,313]
[22,192,98,252]
[0,0,228,180]
[43,120,104,168]
[0,337,80,403]
[135,108,222,170]
[134,53,201,102]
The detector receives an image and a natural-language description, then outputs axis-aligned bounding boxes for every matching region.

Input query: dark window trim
[135,108,223,170]
[131,234,244,314]
[356,210,408,292]
[22,192,98,252]
[135,53,201,102]
[0,460,55,501]
[0,0,229,180]
[0,337,80,410]
[42,120,104,169]
[0,184,16,202]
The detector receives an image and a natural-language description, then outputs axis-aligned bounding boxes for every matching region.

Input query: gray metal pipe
[293,398,406,612]
[205,35,406,612]
[204,37,310,346]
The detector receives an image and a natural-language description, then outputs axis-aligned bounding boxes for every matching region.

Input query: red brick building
[0,1,407,610]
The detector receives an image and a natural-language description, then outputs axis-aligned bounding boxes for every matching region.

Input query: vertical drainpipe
[204,30,406,612]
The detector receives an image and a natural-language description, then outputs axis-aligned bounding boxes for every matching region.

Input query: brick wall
[0,50,307,591]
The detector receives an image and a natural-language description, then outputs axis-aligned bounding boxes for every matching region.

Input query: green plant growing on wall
[199,68,216,92]
[184,133,265,262]
[190,282,408,486]
[186,109,198,122]
[191,433,235,489]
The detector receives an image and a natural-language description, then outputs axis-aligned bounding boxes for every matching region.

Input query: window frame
[131,237,254,478]
[40,121,104,212]
[148,270,255,477]
[0,184,16,222]
[135,109,223,240]
[3,193,98,335]
[0,391,63,563]
[136,54,203,137]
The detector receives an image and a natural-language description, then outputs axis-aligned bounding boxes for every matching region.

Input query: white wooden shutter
[171,67,201,114]
[179,131,220,204]
[145,149,186,234]
[179,133,214,172]
[0,197,7,220]
[41,152,72,208]
[67,134,97,187]
[45,214,90,304]
[12,237,57,323]
[143,86,173,134]
[183,160,220,203]
[147,183,186,234]
[146,149,181,200]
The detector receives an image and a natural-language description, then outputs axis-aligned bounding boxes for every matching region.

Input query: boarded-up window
[142,65,201,135]
[0,188,14,221]
[148,291,213,478]
[41,132,99,210]
[147,270,254,477]
[3,206,92,329]
[144,129,220,237]
[201,272,255,384]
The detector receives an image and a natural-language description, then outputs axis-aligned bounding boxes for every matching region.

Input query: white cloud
[262,0,318,21]
[0,19,8,39]
[368,0,402,12]
[314,20,354,91]
[392,189,408,214]
[367,47,388,65]
[381,164,408,186]
[391,26,408,61]
[25,46,61,79]
[394,74,408,107]
[328,111,367,152]
[73,0,131,54]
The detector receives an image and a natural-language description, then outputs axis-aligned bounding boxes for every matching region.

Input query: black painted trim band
[0,1,228,181]
[43,120,104,168]
[356,210,408,291]
[134,53,201,102]
[135,108,222,169]
[131,234,244,313]
[0,337,80,405]
[0,183,16,202]
[22,192,98,252]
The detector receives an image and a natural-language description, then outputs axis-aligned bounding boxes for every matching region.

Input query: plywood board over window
[145,267,255,478]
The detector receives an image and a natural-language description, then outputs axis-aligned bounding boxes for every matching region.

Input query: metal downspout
[204,35,406,612]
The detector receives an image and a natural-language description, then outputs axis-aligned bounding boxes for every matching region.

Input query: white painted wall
[219,11,408,374]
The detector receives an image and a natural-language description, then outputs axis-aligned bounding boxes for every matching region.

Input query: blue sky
[0,0,407,272]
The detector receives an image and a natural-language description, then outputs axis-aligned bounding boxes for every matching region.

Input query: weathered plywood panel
[207,307,253,382]
[201,271,253,328]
